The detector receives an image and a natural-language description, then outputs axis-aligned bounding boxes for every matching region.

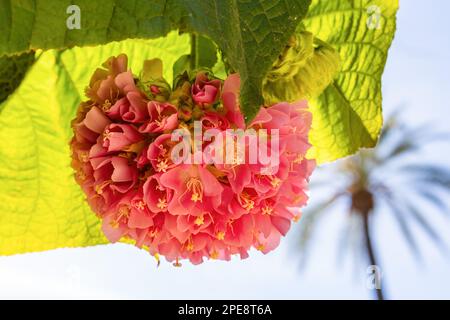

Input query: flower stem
[190,34,197,71]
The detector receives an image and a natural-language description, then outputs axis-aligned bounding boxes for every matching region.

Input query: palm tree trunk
[362,211,385,300]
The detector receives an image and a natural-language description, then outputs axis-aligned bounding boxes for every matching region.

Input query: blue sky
[1,0,450,299]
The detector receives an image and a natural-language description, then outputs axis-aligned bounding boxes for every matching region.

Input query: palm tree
[298,114,450,300]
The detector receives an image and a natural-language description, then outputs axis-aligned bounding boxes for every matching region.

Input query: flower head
[71,55,315,265]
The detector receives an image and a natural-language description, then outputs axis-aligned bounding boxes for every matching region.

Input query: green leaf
[0,0,177,55]
[212,52,227,80]
[303,0,399,163]
[190,34,218,70]
[0,32,190,255]
[263,30,341,105]
[172,35,217,79]
[0,51,106,254]
[0,51,34,106]
[181,0,311,121]
[172,54,190,81]
[0,0,312,123]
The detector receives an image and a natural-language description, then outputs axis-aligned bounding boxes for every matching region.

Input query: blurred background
[1,0,450,299]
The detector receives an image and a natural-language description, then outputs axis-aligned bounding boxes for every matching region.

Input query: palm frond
[415,188,449,214]
[378,116,450,164]
[394,123,450,145]
[335,217,352,267]
[382,139,418,161]
[336,213,364,268]
[400,164,450,189]
[380,193,422,260]
[297,192,345,268]
[404,201,447,251]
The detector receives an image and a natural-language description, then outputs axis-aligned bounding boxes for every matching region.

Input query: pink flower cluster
[71,54,315,265]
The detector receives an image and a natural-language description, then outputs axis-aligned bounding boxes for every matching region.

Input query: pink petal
[111,157,135,182]
[128,210,154,229]
[84,106,111,134]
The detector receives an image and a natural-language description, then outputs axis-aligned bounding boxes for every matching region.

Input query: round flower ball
[70,54,315,265]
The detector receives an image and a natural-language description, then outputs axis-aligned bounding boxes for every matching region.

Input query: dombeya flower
[70,54,315,265]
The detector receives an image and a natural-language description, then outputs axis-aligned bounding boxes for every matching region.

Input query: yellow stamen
[102,99,112,111]
[110,220,119,229]
[186,177,203,203]
[194,215,204,226]
[134,200,145,210]
[118,205,130,217]
[154,253,161,267]
[293,153,304,164]
[262,205,273,215]
[270,176,281,188]
[240,193,254,211]
[173,257,182,267]
[155,184,165,191]
[191,193,201,202]
[158,145,168,156]
[79,151,89,163]
[157,197,168,210]
[95,180,111,194]
[216,231,225,240]
[118,152,132,159]
[113,205,130,226]
[156,159,169,172]
[243,201,254,211]
[76,170,86,181]
[210,250,219,259]
[149,229,158,238]
[257,244,265,251]
[103,129,112,141]
[186,242,194,251]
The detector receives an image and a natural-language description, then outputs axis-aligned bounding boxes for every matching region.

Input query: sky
[1,0,450,299]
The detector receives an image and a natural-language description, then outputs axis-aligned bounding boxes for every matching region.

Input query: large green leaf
[0,0,311,123]
[303,0,399,163]
[180,0,311,121]
[0,32,190,255]
[0,0,176,55]
[0,51,34,106]
[191,35,218,71]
